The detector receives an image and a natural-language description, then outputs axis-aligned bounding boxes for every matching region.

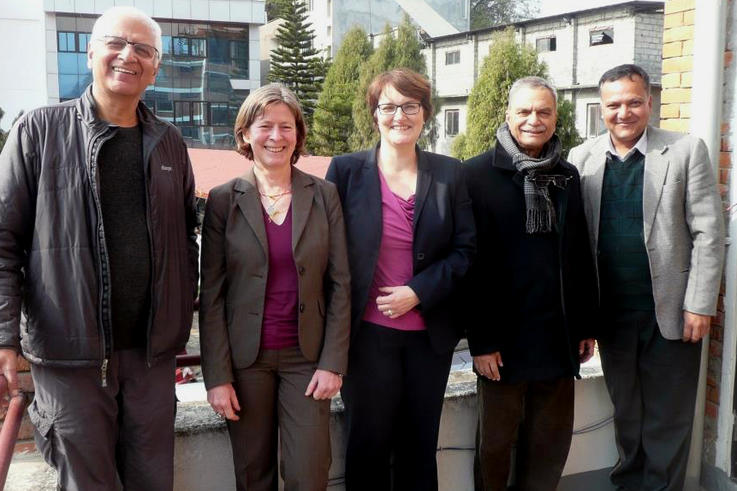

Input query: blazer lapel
[643,131,670,243]
[235,168,268,256]
[363,146,383,240]
[579,137,608,252]
[290,168,315,252]
[413,148,432,231]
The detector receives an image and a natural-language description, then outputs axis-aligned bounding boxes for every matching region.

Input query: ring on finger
[387,309,393,316]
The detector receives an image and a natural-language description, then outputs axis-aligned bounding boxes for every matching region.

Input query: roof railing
[0,376,28,490]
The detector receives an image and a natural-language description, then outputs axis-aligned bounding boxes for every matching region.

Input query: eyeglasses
[99,35,159,60]
[376,102,422,116]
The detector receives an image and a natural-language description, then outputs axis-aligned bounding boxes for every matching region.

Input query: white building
[0,0,266,149]
[425,1,665,155]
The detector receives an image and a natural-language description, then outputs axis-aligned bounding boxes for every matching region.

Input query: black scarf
[496,123,568,234]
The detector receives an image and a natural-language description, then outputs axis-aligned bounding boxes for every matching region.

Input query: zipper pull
[101,358,109,388]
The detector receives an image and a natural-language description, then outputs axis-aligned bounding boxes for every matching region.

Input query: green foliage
[457,28,546,160]
[556,98,583,159]
[310,27,373,156]
[450,133,467,159]
[268,0,327,127]
[265,0,290,21]
[348,16,428,152]
[470,0,539,30]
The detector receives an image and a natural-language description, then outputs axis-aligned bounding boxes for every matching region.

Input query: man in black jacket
[464,76,597,490]
[0,6,198,489]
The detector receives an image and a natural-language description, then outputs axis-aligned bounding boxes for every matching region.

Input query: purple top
[362,170,426,331]
[261,206,299,350]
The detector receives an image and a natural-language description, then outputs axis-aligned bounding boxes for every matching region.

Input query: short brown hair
[366,68,433,126]
[234,83,307,165]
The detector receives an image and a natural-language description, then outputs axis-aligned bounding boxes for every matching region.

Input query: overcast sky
[538,0,663,17]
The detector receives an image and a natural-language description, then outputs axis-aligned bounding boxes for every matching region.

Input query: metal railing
[0,376,28,490]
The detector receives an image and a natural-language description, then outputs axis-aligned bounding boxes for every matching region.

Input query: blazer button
[417,253,425,260]
[298,266,305,275]
[299,303,305,313]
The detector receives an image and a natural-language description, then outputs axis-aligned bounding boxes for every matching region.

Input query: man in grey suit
[568,64,725,491]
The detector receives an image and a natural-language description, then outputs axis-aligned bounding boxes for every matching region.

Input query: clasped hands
[376,285,420,319]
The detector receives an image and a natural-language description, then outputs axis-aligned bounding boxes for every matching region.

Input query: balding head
[91,6,162,62]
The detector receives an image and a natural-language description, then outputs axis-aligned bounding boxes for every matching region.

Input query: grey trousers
[28,349,176,491]
[599,309,701,491]
[227,346,331,491]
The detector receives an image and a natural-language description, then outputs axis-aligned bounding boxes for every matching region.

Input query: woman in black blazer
[326,68,475,491]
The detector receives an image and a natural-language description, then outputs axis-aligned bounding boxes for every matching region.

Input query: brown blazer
[199,166,351,389]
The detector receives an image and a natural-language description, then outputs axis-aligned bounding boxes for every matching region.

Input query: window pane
[58,53,78,74]
[78,33,91,52]
[58,32,76,52]
[162,35,172,55]
[210,103,229,126]
[175,101,191,124]
[191,38,207,57]
[192,101,207,126]
[77,53,90,74]
[59,74,80,99]
[173,37,189,56]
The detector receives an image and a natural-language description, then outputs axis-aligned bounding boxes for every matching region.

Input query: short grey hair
[91,6,163,61]
[507,76,558,109]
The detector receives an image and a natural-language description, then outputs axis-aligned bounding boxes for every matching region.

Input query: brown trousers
[29,349,176,491]
[475,376,574,491]
[227,346,331,491]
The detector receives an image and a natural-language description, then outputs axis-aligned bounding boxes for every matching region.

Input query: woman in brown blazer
[199,84,351,491]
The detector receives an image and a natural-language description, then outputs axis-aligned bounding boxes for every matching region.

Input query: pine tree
[348,15,428,152]
[268,0,327,127]
[310,27,373,156]
[556,98,583,158]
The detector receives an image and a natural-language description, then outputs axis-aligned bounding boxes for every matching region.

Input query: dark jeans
[29,349,176,491]
[599,309,701,491]
[341,322,454,491]
[475,376,574,491]
[227,346,331,491]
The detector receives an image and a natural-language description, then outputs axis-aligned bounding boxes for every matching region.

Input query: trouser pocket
[27,398,55,468]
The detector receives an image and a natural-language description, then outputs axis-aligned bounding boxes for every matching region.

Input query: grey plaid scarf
[496,123,565,234]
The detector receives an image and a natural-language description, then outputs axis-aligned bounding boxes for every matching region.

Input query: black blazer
[462,144,598,382]
[326,145,476,354]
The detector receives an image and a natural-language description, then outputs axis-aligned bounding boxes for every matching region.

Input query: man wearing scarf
[463,76,598,490]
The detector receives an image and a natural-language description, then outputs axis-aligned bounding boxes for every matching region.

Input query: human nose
[117,43,136,61]
[617,104,630,120]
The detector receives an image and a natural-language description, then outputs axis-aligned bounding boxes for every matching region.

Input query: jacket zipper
[87,127,116,387]
[141,138,158,368]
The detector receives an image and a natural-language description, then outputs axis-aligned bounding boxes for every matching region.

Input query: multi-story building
[0,0,265,149]
[306,0,469,58]
[425,1,665,155]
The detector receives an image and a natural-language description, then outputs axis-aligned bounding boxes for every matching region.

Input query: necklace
[258,187,292,223]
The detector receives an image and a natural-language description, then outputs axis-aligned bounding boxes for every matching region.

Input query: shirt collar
[608,128,648,161]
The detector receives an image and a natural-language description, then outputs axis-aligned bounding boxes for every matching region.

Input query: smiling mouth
[265,146,286,153]
[112,66,137,75]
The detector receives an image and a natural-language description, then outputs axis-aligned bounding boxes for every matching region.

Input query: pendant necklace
[259,188,292,223]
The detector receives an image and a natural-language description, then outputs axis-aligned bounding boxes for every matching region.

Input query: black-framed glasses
[376,102,421,116]
[99,35,159,60]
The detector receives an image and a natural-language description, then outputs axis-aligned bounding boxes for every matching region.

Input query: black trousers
[474,376,574,491]
[599,309,701,491]
[341,322,454,491]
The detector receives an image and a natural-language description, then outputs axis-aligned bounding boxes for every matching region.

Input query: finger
[230,392,241,412]
[490,362,500,381]
[376,295,392,305]
[305,373,318,397]
[4,370,18,396]
[682,323,692,342]
[378,286,396,294]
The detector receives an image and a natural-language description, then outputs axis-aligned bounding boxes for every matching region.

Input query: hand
[683,311,711,343]
[0,349,18,397]
[579,338,596,363]
[305,369,342,400]
[376,286,420,319]
[207,383,241,421]
[473,352,503,381]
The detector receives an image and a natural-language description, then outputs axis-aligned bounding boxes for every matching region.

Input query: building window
[173,37,207,57]
[58,31,79,52]
[587,103,605,138]
[445,50,460,65]
[445,109,459,136]
[590,28,614,46]
[536,37,556,53]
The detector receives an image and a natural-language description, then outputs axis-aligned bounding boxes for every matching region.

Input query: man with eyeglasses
[0,6,197,489]
[462,76,597,489]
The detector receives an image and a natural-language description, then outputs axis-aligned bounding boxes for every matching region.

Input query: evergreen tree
[268,0,327,127]
[556,98,583,158]
[349,16,428,152]
[470,0,539,30]
[310,27,373,156]
[453,28,546,160]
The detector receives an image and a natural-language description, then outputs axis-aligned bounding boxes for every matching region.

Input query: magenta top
[260,206,299,350]
[362,170,426,331]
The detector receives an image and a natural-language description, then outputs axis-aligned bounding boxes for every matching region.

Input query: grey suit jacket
[199,167,351,389]
[568,126,725,340]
